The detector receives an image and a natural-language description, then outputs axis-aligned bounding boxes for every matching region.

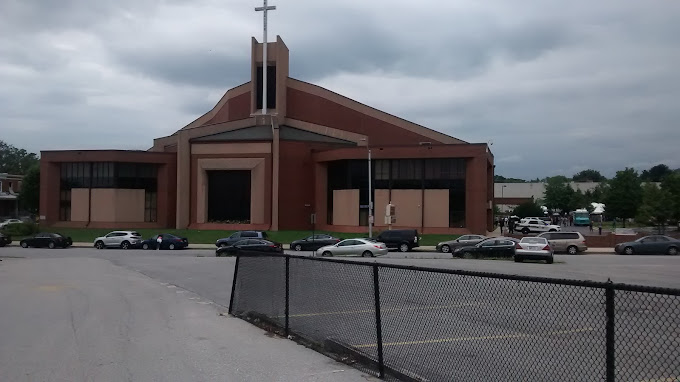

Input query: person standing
[499,218,505,234]
[156,235,162,250]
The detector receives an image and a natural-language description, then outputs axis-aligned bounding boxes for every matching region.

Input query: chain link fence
[229,254,680,382]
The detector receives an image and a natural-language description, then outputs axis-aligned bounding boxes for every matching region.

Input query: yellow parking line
[284,302,480,318]
[353,327,595,348]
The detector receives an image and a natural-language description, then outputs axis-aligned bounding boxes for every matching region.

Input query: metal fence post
[228,255,240,315]
[285,256,290,336]
[605,279,615,382]
[372,264,385,378]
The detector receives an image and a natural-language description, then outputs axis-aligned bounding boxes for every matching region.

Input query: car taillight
[543,245,551,250]
[374,245,382,249]
[515,243,522,249]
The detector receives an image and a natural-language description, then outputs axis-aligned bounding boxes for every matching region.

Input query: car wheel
[546,256,554,264]
[322,251,332,257]
[142,243,149,250]
[95,241,104,250]
[169,243,175,250]
[441,245,450,253]
[121,241,130,250]
[514,256,522,263]
[567,246,578,255]
[362,251,373,257]
[521,228,529,234]
[398,243,409,253]
[462,251,473,259]
[668,246,678,256]
[48,241,55,249]
[20,241,28,248]
[624,246,634,255]
[294,244,302,251]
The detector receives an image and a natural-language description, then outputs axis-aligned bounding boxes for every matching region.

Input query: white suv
[515,218,561,234]
[94,231,143,249]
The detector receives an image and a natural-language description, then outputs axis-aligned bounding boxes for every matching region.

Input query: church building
[40,36,494,234]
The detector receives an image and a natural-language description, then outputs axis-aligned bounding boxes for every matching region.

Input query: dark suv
[216,231,268,247]
[375,229,420,252]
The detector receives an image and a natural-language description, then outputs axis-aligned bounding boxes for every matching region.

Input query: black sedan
[290,234,341,251]
[615,235,679,256]
[0,232,11,247]
[216,239,283,257]
[140,234,189,250]
[20,232,73,249]
[452,237,519,258]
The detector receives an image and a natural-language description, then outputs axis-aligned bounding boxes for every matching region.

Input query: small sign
[310,213,316,224]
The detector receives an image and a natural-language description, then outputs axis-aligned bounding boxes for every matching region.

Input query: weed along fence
[229,254,680,382]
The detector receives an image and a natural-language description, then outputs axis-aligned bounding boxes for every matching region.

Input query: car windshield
[131,232,141,237]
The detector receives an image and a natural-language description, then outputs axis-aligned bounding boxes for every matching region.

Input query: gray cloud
[1,0,679,180]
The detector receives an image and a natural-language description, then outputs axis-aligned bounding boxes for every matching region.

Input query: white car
[514,237,554,264]
[515,218,561,234]
[93,231,143,249]
[0,219,23,228]
[316,238,389,257]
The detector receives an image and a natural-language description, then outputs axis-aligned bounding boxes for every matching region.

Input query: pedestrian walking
[499,218,505,234]
[509,220,514,234]
[589,221,593,232]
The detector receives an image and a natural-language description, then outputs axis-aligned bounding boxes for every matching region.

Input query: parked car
[514,237,554,264]
[316,238,388,257]
[614,235,680,256]
[0,232,12,247]
[537,231,587,255]
[93,231,143,249]
[216,239,283,257]
[290,234,341,251]
[436,234,487,253]
[20,232,73,249]
[452,237,518,258]
[0,218,22,229]
[515,218,561,234]
[140,234,189,250]
[216,231,268,247]
[375,229,420,252]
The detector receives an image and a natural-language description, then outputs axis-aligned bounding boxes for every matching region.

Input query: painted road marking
[353,327,595,348]
[33,284,72,292]
[283,303,480,318]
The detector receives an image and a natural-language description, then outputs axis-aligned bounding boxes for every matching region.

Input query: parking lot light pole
[362,138,373,238]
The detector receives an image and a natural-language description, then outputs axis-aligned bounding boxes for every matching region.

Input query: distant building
[494,182,600,212]
[0,173,23,217]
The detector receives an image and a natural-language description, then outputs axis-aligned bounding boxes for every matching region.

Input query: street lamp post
[361,138,373,238]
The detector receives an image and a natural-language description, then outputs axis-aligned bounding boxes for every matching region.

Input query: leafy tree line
[499,164,678,184]
[0,140,40,214]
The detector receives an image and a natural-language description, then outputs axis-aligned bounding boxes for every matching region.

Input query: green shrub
[1,222,38,237]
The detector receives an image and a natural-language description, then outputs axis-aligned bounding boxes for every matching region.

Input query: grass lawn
[29,227,459,246]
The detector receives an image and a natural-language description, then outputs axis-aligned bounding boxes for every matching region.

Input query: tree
[570,189,588,210]
[512,200,544,218]
[636,183,674,233]
[543,176,575,212]
[18,164,40,214]
[0,140,39,175]
[572,169,606,182]
[661,172,680,223]
[640,164,673,182]
[604,168,643,227]
[494,175,526,183]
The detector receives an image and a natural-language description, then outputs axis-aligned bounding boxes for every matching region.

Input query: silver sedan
[514,237,554,264]
[316,238,389,257]
[436,234,487,253]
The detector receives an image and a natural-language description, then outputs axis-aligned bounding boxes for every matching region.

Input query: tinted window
[234,240,249,246]
[337,240,351,247]
[540,233,553,240]
[556,233,580,239]
[480,240,496,247]
[521,238,547,244]
[654,236,669,242]
[229,232,240,239]
[131,232,141,237]
[458,235,470,241]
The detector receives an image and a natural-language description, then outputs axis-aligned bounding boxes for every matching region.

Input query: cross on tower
[255,0,276,115]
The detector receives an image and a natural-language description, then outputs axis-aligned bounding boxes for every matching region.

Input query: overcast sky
[1,0,679,179]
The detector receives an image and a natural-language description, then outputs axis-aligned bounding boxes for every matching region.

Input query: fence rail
[229,253,680,382]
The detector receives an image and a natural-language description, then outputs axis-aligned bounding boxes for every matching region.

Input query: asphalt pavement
[0,250,375,382]
[1,246,679,382]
